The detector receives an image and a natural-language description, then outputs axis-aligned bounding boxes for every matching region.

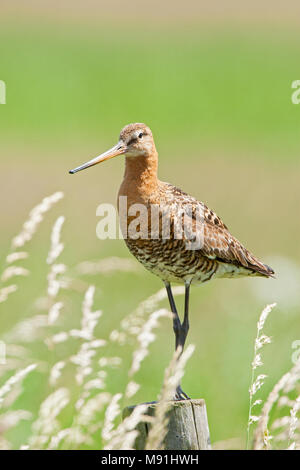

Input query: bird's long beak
[69,142,127,174]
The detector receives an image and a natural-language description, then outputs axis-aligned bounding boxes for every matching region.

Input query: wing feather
[163,183,274,278]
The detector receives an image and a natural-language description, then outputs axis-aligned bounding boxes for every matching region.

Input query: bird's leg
[164,282,181,350]
[181,282,190,350]
[164,281,191,400]
[175,282,190,400]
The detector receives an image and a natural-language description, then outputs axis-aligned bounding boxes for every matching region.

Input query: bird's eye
[138,132,143,139]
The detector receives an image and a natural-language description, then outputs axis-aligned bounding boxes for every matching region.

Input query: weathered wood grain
[122,399,211,450]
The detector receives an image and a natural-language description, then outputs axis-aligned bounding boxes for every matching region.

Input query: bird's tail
[242,249,275,278]
[248,260,275,278]
[262,263,275,278]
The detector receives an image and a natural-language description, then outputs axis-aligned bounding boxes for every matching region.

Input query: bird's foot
[174,385,191,401]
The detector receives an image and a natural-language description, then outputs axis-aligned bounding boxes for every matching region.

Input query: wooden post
[122,399,211,450]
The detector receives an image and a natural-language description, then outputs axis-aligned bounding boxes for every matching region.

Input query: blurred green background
[1,1,300,449]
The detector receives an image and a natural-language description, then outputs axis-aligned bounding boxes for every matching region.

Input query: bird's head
[69,123,155,174]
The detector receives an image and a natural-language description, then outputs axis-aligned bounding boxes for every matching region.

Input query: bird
[69,122,274,400]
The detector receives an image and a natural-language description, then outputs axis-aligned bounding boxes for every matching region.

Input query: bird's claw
[174,385,191,401]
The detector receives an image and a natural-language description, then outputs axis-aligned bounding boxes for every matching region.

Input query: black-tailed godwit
[70,123,274,399]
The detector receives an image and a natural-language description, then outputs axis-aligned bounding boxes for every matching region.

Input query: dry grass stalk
[6,252,28,264]
[29,388,70,449]
[11,192,64,249]
[0,365,37,408]
[3,192,298,451]
[145,344,195,450]
[129,308,172,377]
[0,410,32,435]
[101,392,123,444]
[0,193,64,307]
[247,303,275,448]
[110,286,184,344]
[125,381,140,399]
[0,285,17,303]
[0,193,126,449]
[49,361,66,386]
[288,395,300,449]
[253,359,300,449]
[103,398,149,450]
[46,216,65,265]
[48,301,63,325]
[5,315,48,343]
[1,266,29,282]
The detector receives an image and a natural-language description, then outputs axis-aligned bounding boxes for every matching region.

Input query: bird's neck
[119,152,159,203]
